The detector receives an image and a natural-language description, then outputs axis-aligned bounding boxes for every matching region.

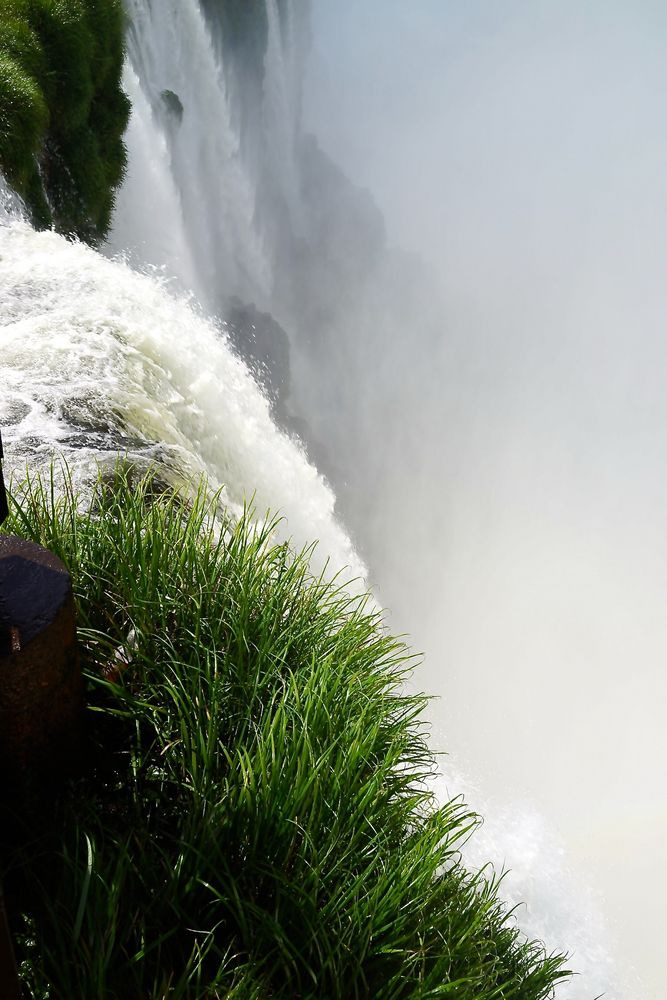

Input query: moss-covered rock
[0,0,130,240]
[160,88,184,123]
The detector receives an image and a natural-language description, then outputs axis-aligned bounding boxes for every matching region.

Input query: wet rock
[223,298,291,417]
[160,89,184,123]
[2,400,30,427]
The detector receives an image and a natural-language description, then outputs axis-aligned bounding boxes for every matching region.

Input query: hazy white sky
[305,4,667,997]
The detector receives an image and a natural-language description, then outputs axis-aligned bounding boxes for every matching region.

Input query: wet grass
[3,467,570,998]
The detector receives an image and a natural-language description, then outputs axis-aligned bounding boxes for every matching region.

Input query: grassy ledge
[2,468,571,998]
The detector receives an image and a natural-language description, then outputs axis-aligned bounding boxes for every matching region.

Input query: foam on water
[429,765,629,1000]
[0,212,363,581]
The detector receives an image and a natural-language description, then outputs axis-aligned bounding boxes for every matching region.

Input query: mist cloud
[303,3,667,996]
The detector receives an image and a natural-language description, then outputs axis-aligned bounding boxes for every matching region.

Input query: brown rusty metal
[0,535,83,812]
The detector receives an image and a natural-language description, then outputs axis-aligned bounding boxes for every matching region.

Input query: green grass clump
[0,0,130,239]
[3,468,570,998]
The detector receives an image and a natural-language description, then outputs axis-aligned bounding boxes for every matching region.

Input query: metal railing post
[0,428,82,996]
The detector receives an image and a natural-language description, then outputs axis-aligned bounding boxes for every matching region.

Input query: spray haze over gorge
[305,2,667,996]
[1,0,663,996]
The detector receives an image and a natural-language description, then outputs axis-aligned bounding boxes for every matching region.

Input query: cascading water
[261,0,308,236]
[99,3,640,998]
[0,193,363,582]
[109,0,271,309]
[109,62,205,303]
[0,0,642,995]
[101,5,630,998]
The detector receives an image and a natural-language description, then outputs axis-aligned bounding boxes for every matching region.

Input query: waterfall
[102,4,633,998]
[261,0,307,236]
[108,0,271,308]
[0,205,363,581]
[0,1,640,996]
[109,62,204,303]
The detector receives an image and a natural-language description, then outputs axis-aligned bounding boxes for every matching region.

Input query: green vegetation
[3,468,570,998]
[0,0,130,240]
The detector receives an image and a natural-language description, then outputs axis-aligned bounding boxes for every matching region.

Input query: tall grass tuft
[3,467,571,998]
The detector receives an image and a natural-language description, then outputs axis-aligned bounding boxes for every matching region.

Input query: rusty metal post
[0,433,81,996]
[0,536,83,812]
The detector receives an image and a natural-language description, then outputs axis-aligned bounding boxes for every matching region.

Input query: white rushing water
[0,202,362,582]
[109,0,271,307]
[429,764,631,999]
[261,0,308,236]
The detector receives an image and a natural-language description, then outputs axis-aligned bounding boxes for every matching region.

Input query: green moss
[0,0,130,240]
[0,53,47,177]
[2,468,571,998]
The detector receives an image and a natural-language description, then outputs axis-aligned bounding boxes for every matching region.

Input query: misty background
[302,2,667,997]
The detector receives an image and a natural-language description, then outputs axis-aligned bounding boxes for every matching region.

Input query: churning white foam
[0,214,363,581]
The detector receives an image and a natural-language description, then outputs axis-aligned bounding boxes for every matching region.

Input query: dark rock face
[223,298,291,416]
[220,299,335,475]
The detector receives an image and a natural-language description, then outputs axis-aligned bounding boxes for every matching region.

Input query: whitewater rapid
[0,207,363,583]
